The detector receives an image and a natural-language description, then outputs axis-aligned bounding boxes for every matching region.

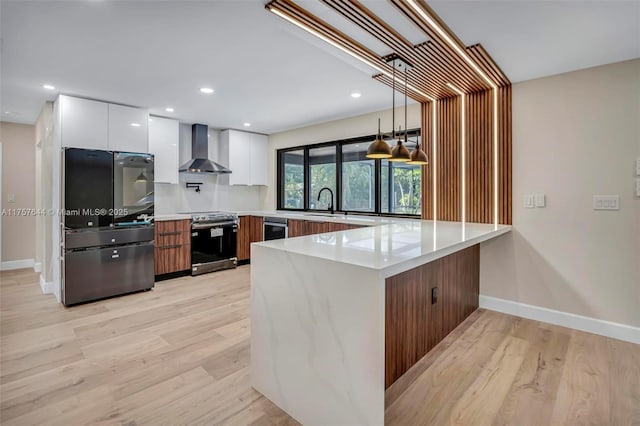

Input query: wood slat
[435,95,462,221]
[466,44,510,87]
[421,102,434,220]
[465,90,493,223]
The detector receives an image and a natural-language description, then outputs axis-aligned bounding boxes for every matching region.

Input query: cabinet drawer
[154,244,190,275]
[155,220,190,246]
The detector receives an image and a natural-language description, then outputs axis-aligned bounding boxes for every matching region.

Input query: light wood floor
[1,268,638,425]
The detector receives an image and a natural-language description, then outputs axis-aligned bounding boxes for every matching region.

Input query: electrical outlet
[534,194,546,208]
[593,195,620,210]
[7,194,16,203]
[524,195,534,209]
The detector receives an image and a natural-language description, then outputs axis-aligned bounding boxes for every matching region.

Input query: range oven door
[191,221,238,275]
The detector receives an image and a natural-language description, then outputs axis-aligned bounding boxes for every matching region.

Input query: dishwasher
[63,226,154,306]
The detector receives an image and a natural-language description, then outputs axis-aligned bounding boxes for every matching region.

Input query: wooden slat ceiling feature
[374,73,431,102]
[388,0,510,89]
[266,0,430,102]
[466,44,511,87]
[320,0,464,97]
[266,0,509,103]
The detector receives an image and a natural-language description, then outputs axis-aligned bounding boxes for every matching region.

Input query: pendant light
[366,61,397,159]
[366,118,391,158]
[406,65,429,165]
[389,61,411,162]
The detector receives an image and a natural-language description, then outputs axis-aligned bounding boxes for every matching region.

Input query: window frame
[276,128,422,218]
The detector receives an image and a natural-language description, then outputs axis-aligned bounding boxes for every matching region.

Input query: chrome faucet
[317,187,335,214]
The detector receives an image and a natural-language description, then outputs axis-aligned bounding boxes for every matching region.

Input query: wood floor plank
[447,335,530,425]
[608,338,640,425]
[493,325,570,426]
[550,330,611,425]
[1,268,637,425]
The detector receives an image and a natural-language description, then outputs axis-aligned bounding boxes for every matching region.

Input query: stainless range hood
[179,124,232,174]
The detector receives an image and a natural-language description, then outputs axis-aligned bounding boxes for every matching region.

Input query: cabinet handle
[159,232,181,236]
[159,244,181,250]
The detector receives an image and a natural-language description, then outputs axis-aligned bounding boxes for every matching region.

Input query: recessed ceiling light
[42,84,56,90]
[351,92,361,98]
[243,122,251,127]
[165,107,174,112]
[355,144,360,147]
[148,118,153,122]
[130,122,141,127]
[200,87,214,94]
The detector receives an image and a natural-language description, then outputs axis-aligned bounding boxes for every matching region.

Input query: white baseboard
[0,258,35,271]
[39,274,54,295]
[479,295,640,344]
[34,262,42,273]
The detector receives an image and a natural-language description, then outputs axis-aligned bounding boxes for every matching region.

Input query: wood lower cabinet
[154,219,191,275]
[287,219,363,237]
[237,216,264,261]
[384,244,480,388]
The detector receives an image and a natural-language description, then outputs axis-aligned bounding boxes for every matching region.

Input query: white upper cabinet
[221,130,268,186]
[107,104,148,153]
[148,116,179,184]
[60,95,108,149]
[58,95,149,153]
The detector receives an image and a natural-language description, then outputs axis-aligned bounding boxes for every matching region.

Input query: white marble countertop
[235,210,416,227]
[253,220,511,276]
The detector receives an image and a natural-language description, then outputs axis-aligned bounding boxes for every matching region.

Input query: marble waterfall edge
[250,244,385,425]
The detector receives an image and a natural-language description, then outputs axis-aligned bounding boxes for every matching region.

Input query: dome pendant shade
[407,145,429,165]
[366,118,392,159]
[389,140,411,162]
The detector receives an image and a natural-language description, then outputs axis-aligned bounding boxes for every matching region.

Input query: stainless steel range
[188,211,238,276]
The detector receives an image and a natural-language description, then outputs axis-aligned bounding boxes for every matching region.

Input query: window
[281,149,304,209]
[308,146,336,210]
[277,130,421,216]
[381,160,422,215]
[341,143,374,212]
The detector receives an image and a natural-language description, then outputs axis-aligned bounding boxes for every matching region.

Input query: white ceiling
[1,1,638,134]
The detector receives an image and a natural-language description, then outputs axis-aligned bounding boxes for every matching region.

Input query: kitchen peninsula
[250,220,510,425]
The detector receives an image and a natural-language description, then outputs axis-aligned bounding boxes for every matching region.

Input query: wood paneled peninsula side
[250,220,510,425]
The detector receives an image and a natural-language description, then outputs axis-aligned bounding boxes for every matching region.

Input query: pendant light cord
[392,61,396,140]
[404,66,408,144]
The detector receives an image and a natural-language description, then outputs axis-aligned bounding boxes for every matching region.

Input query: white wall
[263,103,421,210]
[35,102,54,282]
[0,121,36,263]
[480,59,640,328]
[154,124,264,214]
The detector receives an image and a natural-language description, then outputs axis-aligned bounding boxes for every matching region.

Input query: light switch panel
[524,195,534,209]
[635,178,640,197]
[534,194,546,208]
[636,158,640,176]
[593,195,620,210]
[7,194,16,203]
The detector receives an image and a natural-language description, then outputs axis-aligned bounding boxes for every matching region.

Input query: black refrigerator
[63,148,155,306]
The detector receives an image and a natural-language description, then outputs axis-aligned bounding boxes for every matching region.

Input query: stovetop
[186,211,238,223]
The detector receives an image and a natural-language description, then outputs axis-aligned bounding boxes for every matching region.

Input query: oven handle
[191,221,237,230]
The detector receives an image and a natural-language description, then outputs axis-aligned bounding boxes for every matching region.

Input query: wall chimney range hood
[179,124,232,174]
